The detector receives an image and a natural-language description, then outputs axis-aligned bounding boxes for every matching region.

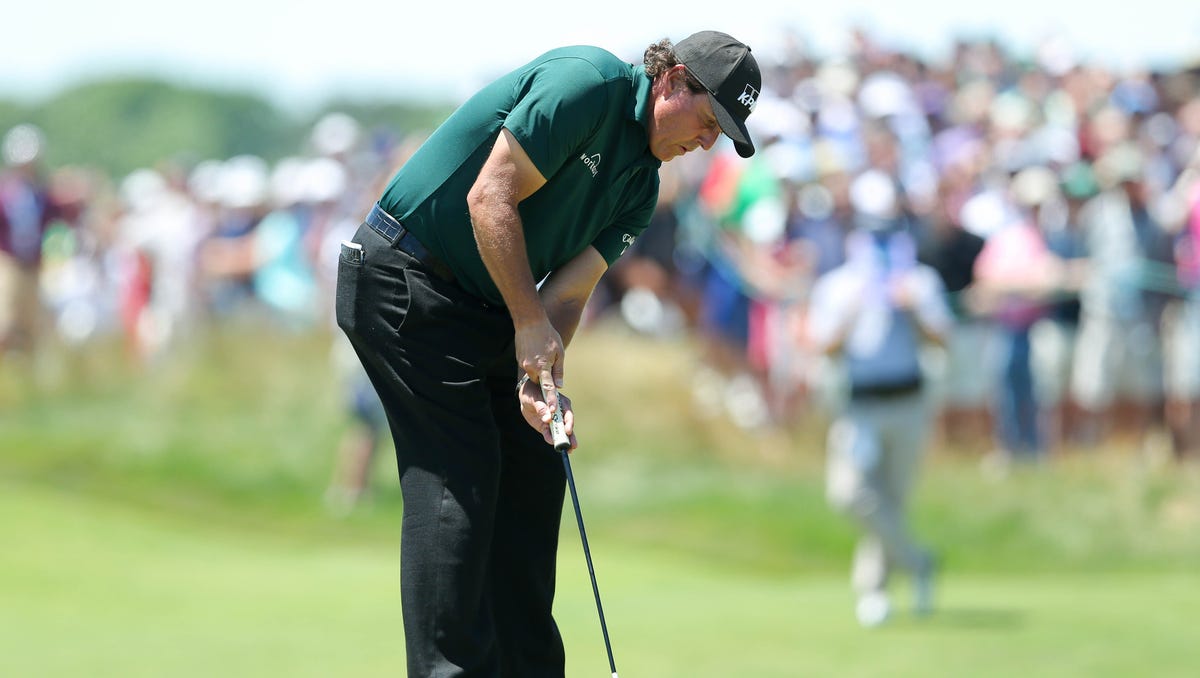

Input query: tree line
[0,78,456,177]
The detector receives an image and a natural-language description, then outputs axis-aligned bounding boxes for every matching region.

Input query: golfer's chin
[650,144,687,162]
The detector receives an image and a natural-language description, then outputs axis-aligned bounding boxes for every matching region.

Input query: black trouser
[336,219,567,677]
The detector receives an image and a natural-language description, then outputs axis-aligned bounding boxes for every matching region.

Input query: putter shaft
[562,449,618,678]
[544,387,619,676]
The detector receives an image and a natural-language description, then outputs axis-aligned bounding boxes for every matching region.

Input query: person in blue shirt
[807,169,951,628]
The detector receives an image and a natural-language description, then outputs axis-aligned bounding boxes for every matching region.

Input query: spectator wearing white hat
[198,155,270,318]
[807,168,950,627]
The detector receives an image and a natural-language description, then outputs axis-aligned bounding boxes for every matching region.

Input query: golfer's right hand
[517,377,577,450]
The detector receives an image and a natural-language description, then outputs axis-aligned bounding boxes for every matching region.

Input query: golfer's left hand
[518,379,577,450]
[514,319,565,409]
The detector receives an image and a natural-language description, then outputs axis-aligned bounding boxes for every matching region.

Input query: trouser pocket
[335,240,364,336]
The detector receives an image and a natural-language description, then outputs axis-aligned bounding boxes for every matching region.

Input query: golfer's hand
[517,379,577,450]
[514,319,565,412]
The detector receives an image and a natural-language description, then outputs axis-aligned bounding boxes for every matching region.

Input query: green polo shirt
[378,46,662,307]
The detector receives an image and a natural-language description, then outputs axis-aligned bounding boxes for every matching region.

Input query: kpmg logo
[737,84,759,112]
[580,153,601,178]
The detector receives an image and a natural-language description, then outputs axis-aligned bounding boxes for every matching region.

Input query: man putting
[335,31,760,676]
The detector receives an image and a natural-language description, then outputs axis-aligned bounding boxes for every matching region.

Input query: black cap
[675,31,760,158]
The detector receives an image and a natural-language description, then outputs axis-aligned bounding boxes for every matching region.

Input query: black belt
[365,204,456,283]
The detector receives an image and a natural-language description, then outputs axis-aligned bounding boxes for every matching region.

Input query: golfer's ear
[666,64,690,94]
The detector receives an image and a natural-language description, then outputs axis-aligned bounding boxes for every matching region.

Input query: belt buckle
[369,206,403,243]
[383,219,402,242]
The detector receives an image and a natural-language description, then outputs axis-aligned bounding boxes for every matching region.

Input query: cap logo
[737,84,759,113]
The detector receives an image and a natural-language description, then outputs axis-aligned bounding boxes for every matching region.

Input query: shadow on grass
[919,607,1027,631]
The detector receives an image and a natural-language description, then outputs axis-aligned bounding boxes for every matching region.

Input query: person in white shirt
[806,169,952,627]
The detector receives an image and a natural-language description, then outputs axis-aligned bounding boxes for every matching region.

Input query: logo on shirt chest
[580,153,601,178]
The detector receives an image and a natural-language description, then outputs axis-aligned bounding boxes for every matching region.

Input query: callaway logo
[580,153,601,178]
[621,233,636,253]
[738,84,759,112]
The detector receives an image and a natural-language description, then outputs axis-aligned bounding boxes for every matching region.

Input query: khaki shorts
[1071,311,1162,410]
[1163,297,1200,400]
[0,254,41,349]
[1031,318,1078,407]
[925,320,994,409]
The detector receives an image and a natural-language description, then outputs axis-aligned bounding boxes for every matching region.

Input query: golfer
[335,31,760,676]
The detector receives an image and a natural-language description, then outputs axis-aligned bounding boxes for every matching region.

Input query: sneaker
[915,557,937,617]
[855,591,891,628]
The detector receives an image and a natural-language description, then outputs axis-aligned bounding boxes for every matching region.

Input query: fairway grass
[4,481,1198,678]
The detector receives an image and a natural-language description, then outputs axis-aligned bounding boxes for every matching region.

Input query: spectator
[917,168,990,448]
[970,165,1074,464]
[114,164,205,361]
[1029,162,1096,449]
[0,124,58,358]
[324,332,389,516]
[199,155,271,319]
[11,25,1200,472]
[599,159,689,337]
[1071,143,1171,448]
[806,168,951,627]
[38,166,106,348]
[1162,145,1200,458]
[689,146,776,429]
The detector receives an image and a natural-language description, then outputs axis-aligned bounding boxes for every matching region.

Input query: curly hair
[643,38,707,93]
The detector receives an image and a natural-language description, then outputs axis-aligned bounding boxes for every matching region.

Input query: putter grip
[543,387,571,451]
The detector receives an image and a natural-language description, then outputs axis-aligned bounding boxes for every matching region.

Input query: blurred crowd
[3,29,1199,463]
[0,112,394,355]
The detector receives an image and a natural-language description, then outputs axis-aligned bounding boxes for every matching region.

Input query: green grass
[3,320,1200,676]
[4,481,1198,677]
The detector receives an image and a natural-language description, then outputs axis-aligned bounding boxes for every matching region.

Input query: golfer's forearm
[544,299,587,348]
[470,207,547,329]
[539,247,608,347]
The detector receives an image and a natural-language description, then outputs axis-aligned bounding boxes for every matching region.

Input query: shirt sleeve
[591,223,644,266]
[589,173,660,266]
[503,57,609,180]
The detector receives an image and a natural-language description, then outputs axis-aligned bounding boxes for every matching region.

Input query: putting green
[4,481,1197,677]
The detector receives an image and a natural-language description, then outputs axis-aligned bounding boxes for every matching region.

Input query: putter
[546,388,619,678]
